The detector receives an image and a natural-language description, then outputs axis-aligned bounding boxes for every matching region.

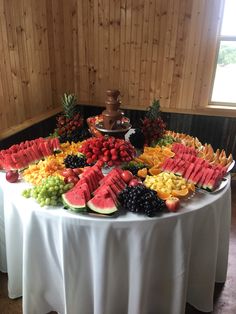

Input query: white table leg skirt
[22,185,231,314]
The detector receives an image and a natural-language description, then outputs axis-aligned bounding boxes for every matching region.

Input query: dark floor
[0,180,236,314]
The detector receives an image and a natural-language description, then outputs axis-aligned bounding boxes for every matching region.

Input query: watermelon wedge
[87,194,117,214]
[62,188,87,212]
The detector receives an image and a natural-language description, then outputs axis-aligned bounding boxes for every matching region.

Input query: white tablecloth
[0,172,231,314]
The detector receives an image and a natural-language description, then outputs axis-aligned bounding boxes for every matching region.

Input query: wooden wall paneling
[22,0,37,115]
[102,0,110,101]
[4,0,25,125]
[169,0,189,109]
[108,0,115,89]
[186,0,206,110]
[137,0,149,106]
[0,0,233,139]
[51,0,65,105]
[97,0,104,102]
[128,0,138,103]
[150,0,161,103]
[45,0,57,107]
[77,0,87,102]
[0,2,12,130]
[15,0,31,119]
[30,0,44,114]
[36,0,53,111]
[143,0,156,107]
[160,0,179,108]
[133,0,144,106]
[0,64,6,130]
[113,0,121,91]
[122,0,132,106]
[192,1,212,109]
[119,0,126,103]
[92,0,99,102]
[62,0,75,96]
[175,0,190,110]
[71,0,79,97]
[87,0,95,102]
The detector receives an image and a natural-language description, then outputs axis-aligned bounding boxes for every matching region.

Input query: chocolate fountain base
[95,122,131,138]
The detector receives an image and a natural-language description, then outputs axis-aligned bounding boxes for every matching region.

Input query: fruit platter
[0,96,234,218]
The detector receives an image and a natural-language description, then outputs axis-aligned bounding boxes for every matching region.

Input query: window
[211,0,236,104]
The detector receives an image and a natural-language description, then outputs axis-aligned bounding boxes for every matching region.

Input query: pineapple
[56,93,83,143]
[62,93,78,119]
[141,99,166,146]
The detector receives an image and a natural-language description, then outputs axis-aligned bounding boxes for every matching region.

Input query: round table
[0,173,231,314]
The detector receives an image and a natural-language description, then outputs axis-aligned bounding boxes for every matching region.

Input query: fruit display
[0,137,60,170]
[141,99,166,146]
[144,172,194,200]
[56,93,84,143]
[79,136,135,167]
[118,185,166,217]
[22,176,73,207]
[1,115,234,217]
[161,143,227,191]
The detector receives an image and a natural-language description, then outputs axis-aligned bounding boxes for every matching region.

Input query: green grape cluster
[154,135,175,147]
[22,176,73,207]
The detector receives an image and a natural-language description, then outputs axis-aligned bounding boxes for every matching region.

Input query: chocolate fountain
[95,90,131,138]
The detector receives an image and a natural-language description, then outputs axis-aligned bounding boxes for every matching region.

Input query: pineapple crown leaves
[61,93,78,119]
[145,99,161,120]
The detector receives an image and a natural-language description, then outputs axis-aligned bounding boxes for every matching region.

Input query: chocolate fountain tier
[95,120,131,138]
[95,89,132,138]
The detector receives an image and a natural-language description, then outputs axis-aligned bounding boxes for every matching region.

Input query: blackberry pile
[118,185,166,217]
[64,154,89,168]
[122,161,148,176]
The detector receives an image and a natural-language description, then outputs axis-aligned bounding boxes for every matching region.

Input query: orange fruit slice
[137,168,148,178]
[149,167,161,176]
[172,188,189,197]
[157,190,171,200]
[162,148,175,158]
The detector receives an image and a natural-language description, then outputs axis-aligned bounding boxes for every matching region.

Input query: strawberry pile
[142,116,166,145]
[57,113,83,136]
[79,136,136,167]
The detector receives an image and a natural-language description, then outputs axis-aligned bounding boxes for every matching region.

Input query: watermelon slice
[72,182,91,201]
[93,185,118,203]
[184,163,195,181]
[202,168,215,190]
[62,188,87,212]
[87,194,117,214]
[188,163,202,183]
[79,177,93,194]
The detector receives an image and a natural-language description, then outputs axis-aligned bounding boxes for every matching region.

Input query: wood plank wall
[0,0,231,140]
